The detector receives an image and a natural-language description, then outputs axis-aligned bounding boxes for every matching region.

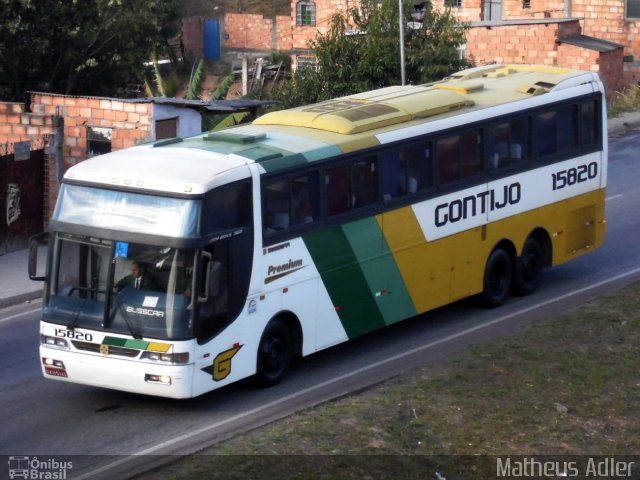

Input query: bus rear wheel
[255,318,292,387]
[481,248,512,308]
[513,237,543,296]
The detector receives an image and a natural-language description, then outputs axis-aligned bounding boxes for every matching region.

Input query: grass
[609,83,640,117]
[137,284,640,479]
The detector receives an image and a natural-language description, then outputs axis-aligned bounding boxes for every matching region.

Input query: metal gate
[0,145,44,255]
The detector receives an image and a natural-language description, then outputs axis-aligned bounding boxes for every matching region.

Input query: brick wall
[0,102,54,144]
[224,13,288,50]
[30,94,153,166]
[570,0,640,85]
[182,16,205,58]
[467,21,568,66]
[467,19,623,99]
[1,95,156,220]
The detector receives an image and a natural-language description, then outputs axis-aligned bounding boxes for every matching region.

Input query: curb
[607,111,640,137]
[0,290,42,309]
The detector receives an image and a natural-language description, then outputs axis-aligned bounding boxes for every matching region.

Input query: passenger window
[437,129,482,185]
[325,157,377,217]
[487,117,530,171]
[557,105,578,152]
[580,100,598,146]
[536,111,557,158]
[382,143,431,202]
[537,105,577,160]
[262,172,318,236]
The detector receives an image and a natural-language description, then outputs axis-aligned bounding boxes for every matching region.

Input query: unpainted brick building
[196,0,638,94]
[0,94,202,222]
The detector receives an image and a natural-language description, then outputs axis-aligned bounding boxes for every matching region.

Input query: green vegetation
[270,1,471,108]
[139,283,640,479]
[0,0,181,100]
[609,84,640,117]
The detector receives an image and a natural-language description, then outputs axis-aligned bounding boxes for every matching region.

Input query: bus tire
[481,248,512,308]
[513,237,543,296]
[255,318,292,388]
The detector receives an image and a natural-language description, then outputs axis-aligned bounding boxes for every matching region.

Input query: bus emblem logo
[100,344,110,355]
[212,345,243,381]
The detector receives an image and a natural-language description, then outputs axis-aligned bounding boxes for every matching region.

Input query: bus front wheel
[481,248,512,308]
[513,237,543,296]
[255,318,292,387]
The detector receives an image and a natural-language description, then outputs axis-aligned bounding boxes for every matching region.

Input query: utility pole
[399,0,406,85]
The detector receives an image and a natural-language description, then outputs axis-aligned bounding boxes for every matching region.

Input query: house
[185,0,638,96]
[0,93,268,229]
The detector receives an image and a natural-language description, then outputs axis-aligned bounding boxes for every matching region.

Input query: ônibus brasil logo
[8,456,73,479]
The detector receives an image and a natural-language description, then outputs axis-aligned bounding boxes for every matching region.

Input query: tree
[270,0,471,107]
[0,0,181,101]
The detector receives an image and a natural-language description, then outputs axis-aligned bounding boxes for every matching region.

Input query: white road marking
[0,307,41,324]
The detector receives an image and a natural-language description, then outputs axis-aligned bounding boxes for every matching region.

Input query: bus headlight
[40,334,69,349]
[140,351,190,364]
[145,374,172,385]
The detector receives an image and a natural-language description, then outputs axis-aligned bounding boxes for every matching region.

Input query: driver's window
[197,242,230,340]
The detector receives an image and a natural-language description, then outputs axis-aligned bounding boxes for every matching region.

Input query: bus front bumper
[40,345,195,399]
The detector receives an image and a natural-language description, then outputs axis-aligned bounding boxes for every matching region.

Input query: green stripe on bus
[103,337,127,347]
[260,153,309,172]
[304,226,386,338]
[124,339,150,350]
[342,218,417,325]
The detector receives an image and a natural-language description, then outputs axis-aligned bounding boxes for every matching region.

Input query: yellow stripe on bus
[147,342,172,353]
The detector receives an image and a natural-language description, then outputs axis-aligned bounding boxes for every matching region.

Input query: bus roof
[63,64,602,194]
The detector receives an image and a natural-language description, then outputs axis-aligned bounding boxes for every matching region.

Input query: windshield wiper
[106,299,143,339]
[67,298,86,330]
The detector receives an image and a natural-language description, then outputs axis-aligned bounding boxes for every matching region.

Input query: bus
[30,64,607,398]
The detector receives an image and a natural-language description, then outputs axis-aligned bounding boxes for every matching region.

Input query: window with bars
[523,0,531,8]
[87,127,112,157]
[444,0,462,7]
[296,55,318,71]
[296,0,316,25]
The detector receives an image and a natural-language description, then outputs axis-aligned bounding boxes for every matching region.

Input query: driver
[114,261,159,292]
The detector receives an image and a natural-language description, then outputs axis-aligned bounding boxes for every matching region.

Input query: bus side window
[351,157,377,208]
[536,111,557,158]
[488,118,528,171]
[325,165,350,216]
[580,100,598,146]
[557,104,578,152]
[291,172,318,226]
[437,136,459,185]
[202,180,253,234]
[403,143,431,193]
[325,159,376,216]
[262,178,289,234]
[382,152,402,202]
[460,129,482,178]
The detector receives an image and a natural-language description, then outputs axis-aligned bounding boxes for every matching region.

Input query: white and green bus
[31,64,607,398]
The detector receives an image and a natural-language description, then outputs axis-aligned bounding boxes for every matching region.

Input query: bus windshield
[53,184,200,237]
[44,234,195,340]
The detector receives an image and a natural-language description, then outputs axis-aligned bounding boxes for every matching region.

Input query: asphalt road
[2,131,640,480]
